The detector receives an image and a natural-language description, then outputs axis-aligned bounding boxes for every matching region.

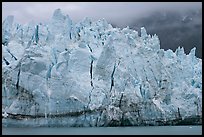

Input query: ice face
[2,9,202,127]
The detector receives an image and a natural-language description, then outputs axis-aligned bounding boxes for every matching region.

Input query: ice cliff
[2,9,202,127]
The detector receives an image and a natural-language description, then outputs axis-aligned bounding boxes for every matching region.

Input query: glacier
[2,9,202,127]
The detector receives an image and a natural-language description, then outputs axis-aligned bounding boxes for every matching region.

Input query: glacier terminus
[2,9,202,127]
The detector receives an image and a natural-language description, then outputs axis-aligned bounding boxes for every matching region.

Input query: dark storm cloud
[2,2,201,26]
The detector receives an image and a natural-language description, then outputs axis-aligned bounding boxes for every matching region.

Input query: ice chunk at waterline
[2,9,202,127]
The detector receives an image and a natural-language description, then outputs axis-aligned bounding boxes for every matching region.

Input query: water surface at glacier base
[2,126,202,135]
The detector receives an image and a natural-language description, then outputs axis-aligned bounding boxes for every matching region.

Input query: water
[2,126,202,135]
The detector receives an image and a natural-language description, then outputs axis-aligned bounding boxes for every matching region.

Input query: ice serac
[2,15,14,45]
[2,9,202,127]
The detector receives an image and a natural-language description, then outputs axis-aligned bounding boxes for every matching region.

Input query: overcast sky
[2,2,202,27]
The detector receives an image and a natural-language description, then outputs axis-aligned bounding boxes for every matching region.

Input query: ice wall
[2,9,202,127]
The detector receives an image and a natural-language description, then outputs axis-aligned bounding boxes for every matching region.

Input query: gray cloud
[2,2,201,26]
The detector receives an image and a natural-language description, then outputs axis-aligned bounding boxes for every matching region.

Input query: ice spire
[50,8,72,37]
[52,8,64,21]
[141,27,148,38]
[189,47,196,57]
[2,15,14,45]
[3,15,14,29]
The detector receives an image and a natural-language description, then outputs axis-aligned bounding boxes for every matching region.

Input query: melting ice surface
[2,9,202,127]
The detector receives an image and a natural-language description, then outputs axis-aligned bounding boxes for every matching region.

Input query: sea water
[2,126,202,135]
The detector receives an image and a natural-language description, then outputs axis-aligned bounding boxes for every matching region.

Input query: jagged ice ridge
[2,9,202,127]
